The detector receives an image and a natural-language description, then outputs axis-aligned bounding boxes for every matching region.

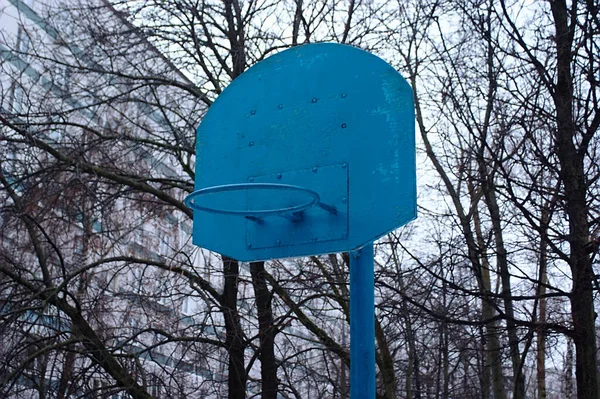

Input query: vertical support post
[350,243,375,398]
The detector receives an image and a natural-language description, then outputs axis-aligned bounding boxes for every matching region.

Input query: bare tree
[0,1,402,398]
[3,0,598,398]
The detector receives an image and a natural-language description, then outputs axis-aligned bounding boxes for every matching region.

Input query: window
[157,280,170,306]
[55,67,71,94]
[181,297,191,315]
[159,234,170,255]
[92,207,102,233]
[132,267,142,288]
[158,294,169,306]
[12,86,25,114]
[16,26,30,54]
[74,238,84,256]
[148,374,163,399]
[109,272,120,293]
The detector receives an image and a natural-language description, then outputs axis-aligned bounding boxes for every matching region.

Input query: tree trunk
[250,261,278,398]
[564,338,574,399]
[375,319,397,399]
[550,2,599,398]
[222,256,247,399]
[480,324,491,399]
[476,4,524,395]
[481,184,525,399]
[481,299,506,399]
[472,196,507,399]
[403,296,420,399]
[56,351,75,399]
[441,281,449,399]
[537,210,549,399]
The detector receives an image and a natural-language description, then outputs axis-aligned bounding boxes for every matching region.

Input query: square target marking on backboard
[245,163,349,250]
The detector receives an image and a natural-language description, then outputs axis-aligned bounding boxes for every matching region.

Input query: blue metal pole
[350,243,375,398]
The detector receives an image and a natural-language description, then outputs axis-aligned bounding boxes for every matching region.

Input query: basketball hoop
[184,182,333,219]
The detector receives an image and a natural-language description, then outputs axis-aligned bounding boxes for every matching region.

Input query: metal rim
[184,183,320,216]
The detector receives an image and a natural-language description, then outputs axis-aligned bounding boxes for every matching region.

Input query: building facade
[0,0,221,397]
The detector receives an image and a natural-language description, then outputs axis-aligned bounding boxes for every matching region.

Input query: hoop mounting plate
[246,163,349,249]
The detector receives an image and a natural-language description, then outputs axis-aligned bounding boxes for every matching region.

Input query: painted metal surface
[350,244,375,398]
[189,42,415,261]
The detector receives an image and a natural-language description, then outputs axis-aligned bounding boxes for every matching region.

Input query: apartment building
[0,0,220,397]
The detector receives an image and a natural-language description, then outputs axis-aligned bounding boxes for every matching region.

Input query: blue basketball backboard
[186,43,415,261]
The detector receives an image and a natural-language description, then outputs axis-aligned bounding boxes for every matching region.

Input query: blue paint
[350,243,375,399]
[188,43,416,262]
